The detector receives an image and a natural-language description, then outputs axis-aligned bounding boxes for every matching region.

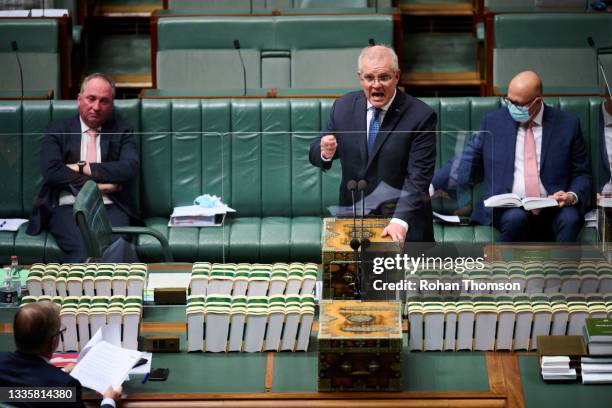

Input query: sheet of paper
[146,272,191,290]
[70,341,141,394]
[30,9,69,17]
[171,204,235,217]
[0,219,28,232]
[432,211,460,224]
[0,10,30,16]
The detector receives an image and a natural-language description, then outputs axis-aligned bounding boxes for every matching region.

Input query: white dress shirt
[511,105,548,198]
[59,117,112,205]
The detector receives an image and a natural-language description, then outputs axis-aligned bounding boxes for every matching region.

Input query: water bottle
[0,256,20,306]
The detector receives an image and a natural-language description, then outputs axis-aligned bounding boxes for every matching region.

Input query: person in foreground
[452,70,591,242]
[0,302,121,407]
[26,73,139,262]
[309,44,437,245]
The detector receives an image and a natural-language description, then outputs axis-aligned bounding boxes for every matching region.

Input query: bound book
[584,318,612,343]
[484,193,558,211]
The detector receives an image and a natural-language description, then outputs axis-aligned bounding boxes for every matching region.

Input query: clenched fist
[320,134,337,160]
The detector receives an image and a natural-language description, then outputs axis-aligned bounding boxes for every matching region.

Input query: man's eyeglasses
[54,326,67,338]
[503,96,541,108]
[360,74,394,85]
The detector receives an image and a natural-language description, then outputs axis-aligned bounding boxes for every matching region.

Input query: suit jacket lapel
[600,108,610,184]
[366,90,405,170]
[540,105,554,175]
[352,94,368,168]
[500,108,518,191]
[68,116,82,162]
[100,119,114,161]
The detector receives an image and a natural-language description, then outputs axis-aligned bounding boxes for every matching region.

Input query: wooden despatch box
[318,300,403,392]
[322,217,399,299]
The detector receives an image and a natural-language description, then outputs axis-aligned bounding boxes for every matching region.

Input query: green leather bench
[486,13,612,95]
[0,96,603,264]
[0,18,71,99]
[165,0,392,9]
[484,0,588,12]
[153,15,394,91]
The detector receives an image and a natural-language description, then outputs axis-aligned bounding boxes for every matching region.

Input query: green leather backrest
[155,15,393,90]
[167,0,391,9]
[0,19,60,96]
[0,97,604,221]
[485,0,587,12]
[73,180,114,258]
[493,14,612,92]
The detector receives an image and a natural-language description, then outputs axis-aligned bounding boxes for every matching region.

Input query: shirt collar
[79,117,101,135]
[530,102,544,126]
[366,89,397,113]
[603,102,612,127]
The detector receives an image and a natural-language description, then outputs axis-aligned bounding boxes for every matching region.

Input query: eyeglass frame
[358,73,396,85]
[503,95,541,109]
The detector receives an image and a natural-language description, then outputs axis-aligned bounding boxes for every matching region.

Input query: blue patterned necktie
[367,107,381,157]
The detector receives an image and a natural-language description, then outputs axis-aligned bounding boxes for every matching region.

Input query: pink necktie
[523,123,540,214]
[86,129,98,163]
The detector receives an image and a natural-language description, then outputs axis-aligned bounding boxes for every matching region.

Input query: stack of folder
[406,293,612,351]
[20,295,142,351]
[189,262,317,297]
[186,294,315,353]
[26,263,147,298]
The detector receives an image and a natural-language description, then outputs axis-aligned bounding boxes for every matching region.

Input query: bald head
[507,71,542,105]
[14,302,61,356]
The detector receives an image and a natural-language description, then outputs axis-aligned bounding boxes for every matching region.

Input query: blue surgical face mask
[508,102,530,123]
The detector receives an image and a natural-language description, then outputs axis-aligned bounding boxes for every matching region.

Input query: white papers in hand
[70,341,141,393]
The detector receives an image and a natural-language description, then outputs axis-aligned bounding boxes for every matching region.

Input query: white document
[0,219,28,232]
[541,356,570,366]
[70,341,141,393]
[0,10,30,16]
[146,272,191,289]
[432,211,461,224]
[169,204,235,227]
[30,9,69,17]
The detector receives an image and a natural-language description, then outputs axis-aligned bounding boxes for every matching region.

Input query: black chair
[73,180,173,262]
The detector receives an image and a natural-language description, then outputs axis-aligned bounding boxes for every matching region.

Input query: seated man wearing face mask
[454,70,591,242]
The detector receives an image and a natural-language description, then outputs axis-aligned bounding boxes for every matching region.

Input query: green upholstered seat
[0,19,60,98]
[484,0,587,12]
[0,97,604,263]
[73,181,173,262]
[492,14,612,95]
[154,15,393,91]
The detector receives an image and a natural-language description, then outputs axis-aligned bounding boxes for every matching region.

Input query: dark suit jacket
[597,108,610,193]
[26,114,140,235]
[457,104,591,225]
[309,90,437,241]
[0,351,111,408]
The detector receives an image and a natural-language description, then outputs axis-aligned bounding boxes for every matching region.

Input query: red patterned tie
[523,122,540,214]
[86,129,98,163]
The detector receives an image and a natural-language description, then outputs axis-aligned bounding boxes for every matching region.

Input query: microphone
[357,180,369,249]
[368,38,375,46]
[11,41,24,100]
[588,37,612,99]
[347,179,361,298]
[42,0,45,16]
[347,180,360,251]
[233,39,247,96]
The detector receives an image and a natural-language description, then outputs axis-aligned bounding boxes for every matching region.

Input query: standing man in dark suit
[26,73,139,262]
[0,302,121,407]
[309,45,437,244]
[456,70,591,242]
[596,95,612,198]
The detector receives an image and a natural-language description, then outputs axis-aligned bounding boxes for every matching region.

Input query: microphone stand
[347,180,361,299]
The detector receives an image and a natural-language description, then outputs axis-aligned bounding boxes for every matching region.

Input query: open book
[484,193,558,211]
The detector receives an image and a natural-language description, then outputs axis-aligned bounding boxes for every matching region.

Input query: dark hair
[14,302,61,355]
